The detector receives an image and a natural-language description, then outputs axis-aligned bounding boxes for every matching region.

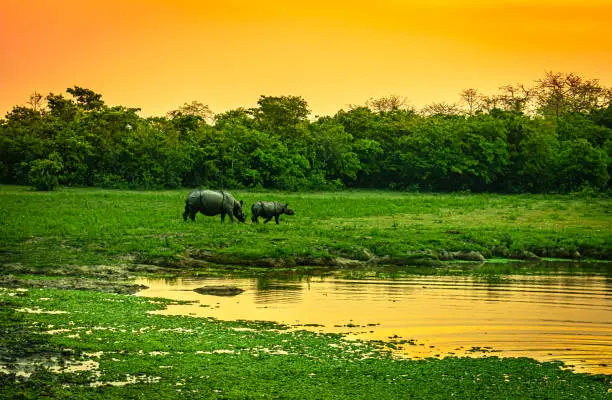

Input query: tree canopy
[1,76,610,192]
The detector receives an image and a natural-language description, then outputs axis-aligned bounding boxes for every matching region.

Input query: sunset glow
[2,0,611,117]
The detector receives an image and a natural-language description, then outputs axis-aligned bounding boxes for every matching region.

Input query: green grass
[1,287,610,399]
[1,186,611,398]
[0,185,610,270]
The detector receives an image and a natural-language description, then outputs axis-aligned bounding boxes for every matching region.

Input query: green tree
[167,100,214,133]
[557,113,612,147]
[66,86,105,111]
[215,108,254,129]
[352,138,384,187]
[514,128,560,192]
[46,93,80,122]
[251,95,310,135]
[26,153,63,191]
[0,106,47,183]
[396,116,509,191]
[590,104,612,129]
[309,119,360,184]
[557,139,608,192]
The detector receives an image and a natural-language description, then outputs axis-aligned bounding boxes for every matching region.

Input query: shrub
[26,156,63,191]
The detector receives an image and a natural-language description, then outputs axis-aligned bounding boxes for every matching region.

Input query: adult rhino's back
[187,189,225,215]
[183,189,245,223]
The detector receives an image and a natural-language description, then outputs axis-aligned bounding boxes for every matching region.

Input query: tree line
[1,72,610,193]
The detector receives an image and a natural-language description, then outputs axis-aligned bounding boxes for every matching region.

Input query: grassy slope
[0,186,610,269]
[1,287,610,399]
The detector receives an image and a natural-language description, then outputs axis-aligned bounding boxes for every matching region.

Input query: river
[135,271,612,375]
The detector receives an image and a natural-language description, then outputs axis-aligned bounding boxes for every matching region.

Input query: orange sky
[1,0,611,118]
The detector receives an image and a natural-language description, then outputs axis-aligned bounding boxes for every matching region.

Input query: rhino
[251,201,295,224]
[183,189,246,223]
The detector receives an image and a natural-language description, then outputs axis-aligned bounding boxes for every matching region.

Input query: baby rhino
[251,201,295,224]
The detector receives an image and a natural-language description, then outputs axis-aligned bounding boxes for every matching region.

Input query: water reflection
[135,270,612,375]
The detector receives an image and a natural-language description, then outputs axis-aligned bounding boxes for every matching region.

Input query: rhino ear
[285,203,288,207]
[240,200,243,206]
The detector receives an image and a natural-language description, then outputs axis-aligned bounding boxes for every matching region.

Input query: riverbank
[1,186,610,272]
[134,272,612,375]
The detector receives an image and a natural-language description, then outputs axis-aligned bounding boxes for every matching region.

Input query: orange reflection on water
[135,274,612,375]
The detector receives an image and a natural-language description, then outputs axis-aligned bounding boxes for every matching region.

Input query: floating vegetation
[2,287,610,398]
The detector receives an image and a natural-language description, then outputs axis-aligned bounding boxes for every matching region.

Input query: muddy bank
[147,250,448,270]
[144,245,600,271]
[1,245,608,293]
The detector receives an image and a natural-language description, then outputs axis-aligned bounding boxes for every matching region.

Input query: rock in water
[193,286,245,296]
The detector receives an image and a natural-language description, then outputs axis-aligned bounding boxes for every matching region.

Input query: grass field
[1,186,611,398]
[0,185,610,271]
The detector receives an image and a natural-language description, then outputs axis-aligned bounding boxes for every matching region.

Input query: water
[135,272,612,375]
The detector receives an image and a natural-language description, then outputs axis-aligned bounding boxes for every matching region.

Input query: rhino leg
[220,211,235,223]
[183,203,196,221]
[251,215,259,223]
[274,215,280,224]
[263,216,273,224]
